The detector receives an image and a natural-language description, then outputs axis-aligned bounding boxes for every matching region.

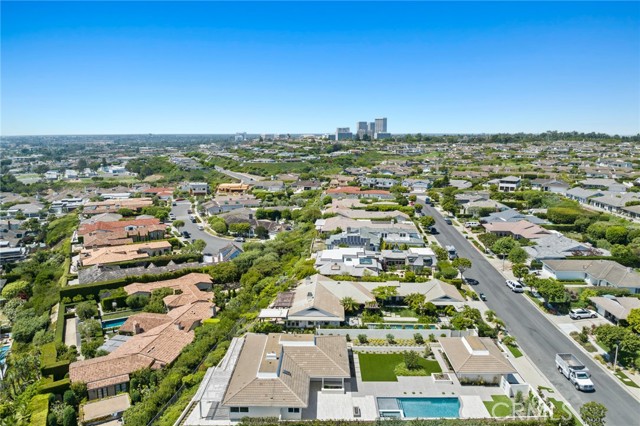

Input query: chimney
[175,322,184,331]
[133,321,141,335]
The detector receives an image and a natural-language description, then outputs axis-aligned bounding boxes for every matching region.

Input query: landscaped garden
[483,395,513,417]
[357,351,442,381]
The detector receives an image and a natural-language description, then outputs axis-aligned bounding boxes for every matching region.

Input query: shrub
[386,333,396,344]
[74,301,98,321]
[357,334,368,344]
[403,350,421,369]
[413,333,424,345]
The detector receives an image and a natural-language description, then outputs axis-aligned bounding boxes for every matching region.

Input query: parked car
[444,218,452,225]
[506,280,524,293]
[569,308,597,320]
[234,237,245,242]
[464,221,480,228]
[197,224,204,231]
[479,293,487,301]
[182,231,191,238]
[465,278,479,286]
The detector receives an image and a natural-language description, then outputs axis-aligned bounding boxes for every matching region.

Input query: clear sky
[2,1,639,136]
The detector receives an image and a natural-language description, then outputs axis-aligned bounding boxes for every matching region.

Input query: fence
[315,328,476,340]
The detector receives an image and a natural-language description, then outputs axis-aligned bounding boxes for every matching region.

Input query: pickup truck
[555,353,595,391]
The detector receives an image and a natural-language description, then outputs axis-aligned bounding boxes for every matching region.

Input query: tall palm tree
[340,297,358,314]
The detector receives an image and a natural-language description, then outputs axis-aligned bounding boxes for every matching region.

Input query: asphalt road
[171,201,242,254]
[213,166,264,184]
[420,201,638,426]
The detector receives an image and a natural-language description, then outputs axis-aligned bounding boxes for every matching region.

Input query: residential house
[482,220,551,240]
[0,246,28,264]
[69,300,214,400]
[542,259,640,294]
[123,272,214,309]
[44,171,59,180]
[325,187,394,200]
[217,183,251,194]
[80,393,130,426]
[530,179,569,194]
[438,336,516,383]
[565,187,604,205]
[201,195,261,214]
[621,204,640,219]
[253,180,285,193]
[189,182,209,196]
[50,198,85,214]
[82,198,154,215]
[588,192,640,215]
[482,208,549,225]
[64,169,79,180]
[359,177,397,190]
[291,180,322,193]
[323,207,410,222]
[588,296,640,324]
[266,274,464,328]
[449,179,473,190]
[498,176,521,192]
[220,333,350,420]
[79,241,172,267]
[380,247,437,271]
[214,243,243,263]
[524,234,605,260]
[78,218,167,248]
[314,248,383,277]
[141,187,174,200]
[402,178,432,193]
[579,178,626,192]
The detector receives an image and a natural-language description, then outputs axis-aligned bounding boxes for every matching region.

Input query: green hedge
[28,393,51,426]
[41,360,70,381]
[87,253,203,269]
[54,302,67,344]
[60,268,204,300]
[40,342,57,365]
[541,223,578,232]
[101,295,128,311]
[38,378,70,396]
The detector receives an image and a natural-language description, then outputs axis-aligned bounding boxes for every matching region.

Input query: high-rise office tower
[356,121,368,139]
[335,127,352,141]
[375,118,387,133]
[368,122,376,137]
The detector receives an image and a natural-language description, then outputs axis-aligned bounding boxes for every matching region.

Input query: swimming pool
[0,345,10,365]
[101,317,128,329]
[378,397,460,418]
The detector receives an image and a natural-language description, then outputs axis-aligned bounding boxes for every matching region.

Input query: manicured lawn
[358,353,442,382]
[506,344,523,358]
[614,370,640,388]
[101,310,138,320]
[483,395,513,417]
[548,398,583,426]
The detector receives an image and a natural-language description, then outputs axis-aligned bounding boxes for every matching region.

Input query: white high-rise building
[375,118,387,133]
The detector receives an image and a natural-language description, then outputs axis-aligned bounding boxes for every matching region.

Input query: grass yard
[506,344,523,358]
[548,398,583,426]
[614,370,640,388]
[483,395,513,417]
[358,353,442,382]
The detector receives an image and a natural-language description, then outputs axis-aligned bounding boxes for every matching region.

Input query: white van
[464,221,480,228]
[506,279,525,293]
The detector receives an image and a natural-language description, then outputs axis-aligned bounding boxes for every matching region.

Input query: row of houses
[258,274,465,328]
[314,247,436,277]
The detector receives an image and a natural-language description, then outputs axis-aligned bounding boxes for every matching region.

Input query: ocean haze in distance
[1,1,639,136]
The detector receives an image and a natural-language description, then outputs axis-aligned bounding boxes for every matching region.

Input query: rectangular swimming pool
[378,397,460,418]
[101,317,128,329]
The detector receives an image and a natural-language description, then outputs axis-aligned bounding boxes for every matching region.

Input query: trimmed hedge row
[87,253,203,269]
[541,223,578,232]
[28,393,51,426]
[40,342,57,366]
[101,295,128,311]
[41,360,70,381]
[38,378,71,396]
[60,268,205,300]
[54,302,67,344]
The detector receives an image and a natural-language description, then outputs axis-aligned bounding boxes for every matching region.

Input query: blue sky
[2,1,639,135]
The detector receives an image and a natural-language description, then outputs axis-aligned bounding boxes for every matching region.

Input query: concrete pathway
[65,317,81,354]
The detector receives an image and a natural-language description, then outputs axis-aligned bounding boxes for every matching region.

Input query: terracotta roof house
[221,333,350,420]
[542,259,640,294]
[217,183,251,194]
[70,300,214,400]
[79,241,172,267]
[438,336,516,383]
[140,187,174,199]
[78,218,167,248]
[588,296,640,324]
[123,272,213,308]
[482,220,551,240]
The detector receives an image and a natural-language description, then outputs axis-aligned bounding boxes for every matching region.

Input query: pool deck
[460,396,491,418]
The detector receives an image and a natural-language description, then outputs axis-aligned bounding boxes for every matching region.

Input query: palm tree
[340,297,358,314]
[404,293,426,312]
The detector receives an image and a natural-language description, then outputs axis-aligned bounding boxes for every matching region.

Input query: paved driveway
[171,201,242,254]
[420,202,638,426]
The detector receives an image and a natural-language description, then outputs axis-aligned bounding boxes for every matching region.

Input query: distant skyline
[2,1,639,136]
